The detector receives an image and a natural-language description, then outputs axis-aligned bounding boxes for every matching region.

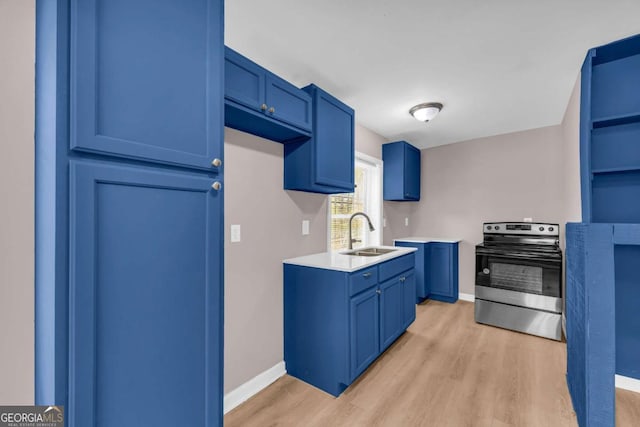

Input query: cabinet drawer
[349,267,378,296]
[379,254,414,282]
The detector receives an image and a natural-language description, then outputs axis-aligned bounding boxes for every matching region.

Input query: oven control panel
[483,222,559,236]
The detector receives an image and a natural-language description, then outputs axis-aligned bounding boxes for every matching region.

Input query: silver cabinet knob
[211,158,222,167]
[376,289,381,295]
[211,181,222,191]
[268,106,275,114]
[260,104,268,111]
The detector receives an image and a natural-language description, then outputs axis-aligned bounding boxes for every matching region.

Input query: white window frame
[327,151,383,252]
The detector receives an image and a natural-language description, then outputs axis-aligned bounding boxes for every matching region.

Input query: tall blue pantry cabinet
[35,1,225,426]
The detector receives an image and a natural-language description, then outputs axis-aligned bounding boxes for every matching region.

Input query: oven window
[490,262,543,294]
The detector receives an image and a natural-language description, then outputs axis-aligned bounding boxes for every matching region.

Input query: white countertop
[394,236,462,244]
[283,246,417,273]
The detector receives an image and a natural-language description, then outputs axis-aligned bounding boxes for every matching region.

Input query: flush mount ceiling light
[409,102,443,122]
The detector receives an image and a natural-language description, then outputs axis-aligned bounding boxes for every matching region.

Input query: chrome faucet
[348,212,376,249]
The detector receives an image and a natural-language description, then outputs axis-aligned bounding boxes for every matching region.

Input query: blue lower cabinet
[350,288,380,380]
[68,160,223,426]
[429,243,459,303]
[395,241,459,303]
[379,277,404,351]
[284,254,415,396]
[395,242,428,299]
[402,270,417,329]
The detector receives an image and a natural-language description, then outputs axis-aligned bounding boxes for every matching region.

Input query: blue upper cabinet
[224,47,265,113]
[265,74,313,131]
[383,141,421,201]
[224,47,312,143]
[70,0,224,171]
[284,85,355,194]
[580,34,640,223]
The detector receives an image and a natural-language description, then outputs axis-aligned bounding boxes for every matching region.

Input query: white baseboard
[224,361,286,414]
[616,374,640,393]
[458,292,475,302]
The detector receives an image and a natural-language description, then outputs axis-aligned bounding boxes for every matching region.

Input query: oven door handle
[476,248,561,262]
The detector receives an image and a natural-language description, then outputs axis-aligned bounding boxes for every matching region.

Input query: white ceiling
[226,0,640,149]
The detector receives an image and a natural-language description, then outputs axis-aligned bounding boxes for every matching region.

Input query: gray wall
[411,126,567,296]
[0,0,35,405]
[561,76,582,225]
[410,80,582,297]
[223,128,328,393]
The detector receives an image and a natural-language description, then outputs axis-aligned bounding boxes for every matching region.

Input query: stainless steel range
[475,222,562,341]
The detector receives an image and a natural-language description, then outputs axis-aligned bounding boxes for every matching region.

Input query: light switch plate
[405,217,409,227]
[523,217,533,223]
[302,220,310,235]
[383,217,387,228]
[230,224,241,242]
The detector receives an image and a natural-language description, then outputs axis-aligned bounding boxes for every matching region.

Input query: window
[328,152,383,251]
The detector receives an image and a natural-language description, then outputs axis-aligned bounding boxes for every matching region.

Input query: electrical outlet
[383,217,387,228]
[405,217,409,227]
[302,220,310,235]
[524,217,533,223]
[230,224,241,242]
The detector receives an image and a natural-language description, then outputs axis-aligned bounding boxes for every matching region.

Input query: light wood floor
[225,300,640,427]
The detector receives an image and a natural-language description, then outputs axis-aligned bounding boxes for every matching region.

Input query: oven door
[475,247,561,298]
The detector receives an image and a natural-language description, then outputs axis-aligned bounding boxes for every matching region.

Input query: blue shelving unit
[568,32,640,427]
[580,35,640,223]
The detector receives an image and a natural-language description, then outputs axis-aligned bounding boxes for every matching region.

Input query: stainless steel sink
[345,250,382,257]
[343,247,397,257]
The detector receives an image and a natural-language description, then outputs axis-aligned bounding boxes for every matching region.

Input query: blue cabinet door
[283,85,354,193]
[383,141,420,201]
[429,242,459,303]
[68,160,223,427]
[402,270,416,329]
[350,288,379,380]
[71,0,224,170]
[379,277,404,351]
[429,243,452,297]
[394,241,428,299]
[265,73,312,132]
[312,86,354,190]
[224,46,266,112]
[404,144,421,200]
